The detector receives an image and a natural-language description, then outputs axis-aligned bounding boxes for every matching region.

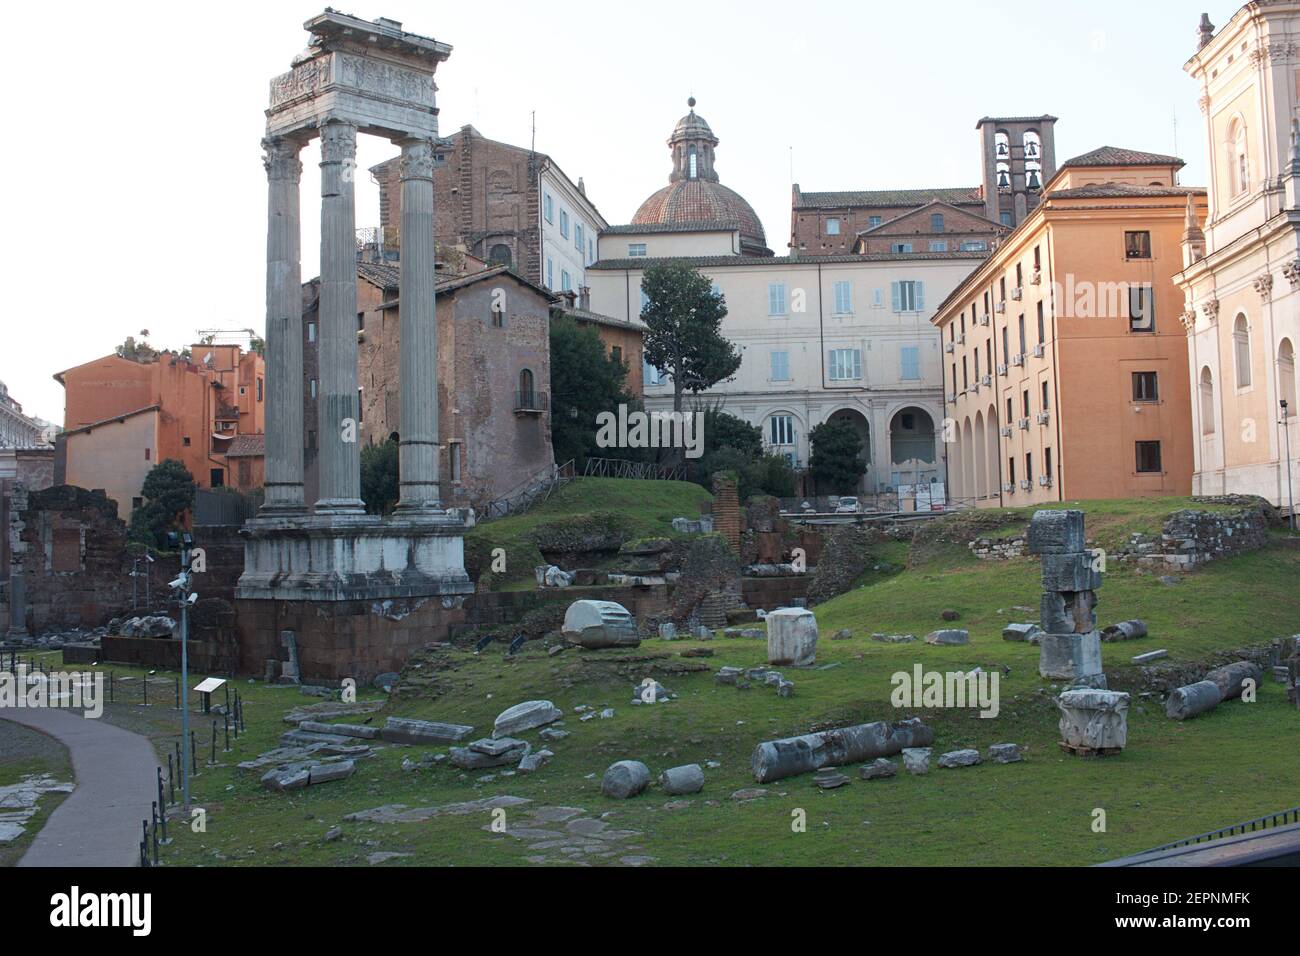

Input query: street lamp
[167,531,198,808]
[1282,399,1296,533]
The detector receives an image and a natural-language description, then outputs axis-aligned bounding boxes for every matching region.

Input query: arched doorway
[890,407,939,495]
[825,407,870,492]
[986,404,1000,498]
[974,410,988,500]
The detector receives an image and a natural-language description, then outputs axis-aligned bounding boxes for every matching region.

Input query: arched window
[488,243,512,268]
[1023,131,1043,190]
[994,130,1010,159]
[519,368,535,406]
[1233,313,1252,388]
[688,146,698,179]
[996,162,1011,190]
[1280,338,1297,415]
[1228,118,1249,196]
[1200,367,1216,435]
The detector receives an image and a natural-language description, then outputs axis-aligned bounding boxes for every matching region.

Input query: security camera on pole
[167,531,198,809]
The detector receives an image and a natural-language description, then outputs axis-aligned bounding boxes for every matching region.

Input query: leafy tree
[115,334,160,363]
[809,419,866,495]
[700,406,762,458]
[128,459,196,548]
[640,262,741,413]
[549,314,636,465]
[697,446,796,500]
[360,439,400,515]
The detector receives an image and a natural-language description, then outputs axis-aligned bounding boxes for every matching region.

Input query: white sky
[1,0,1236,423]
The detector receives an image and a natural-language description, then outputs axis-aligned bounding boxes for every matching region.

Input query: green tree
[360,439,400,515]
[700,406,762,458]
[808,419,866,494]
[128,459,196,548]
[640,262,740,413]
[115,334,160,363]
[549,314,635,465]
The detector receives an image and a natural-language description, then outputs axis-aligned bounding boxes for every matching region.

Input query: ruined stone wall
[1115,505,1269,570]
[968,535,1026,560]
[16,486,135,632]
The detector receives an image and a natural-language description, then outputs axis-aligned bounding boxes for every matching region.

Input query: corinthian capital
[262,137,303,182]
[399,138,437,181]
[319,121,357,164]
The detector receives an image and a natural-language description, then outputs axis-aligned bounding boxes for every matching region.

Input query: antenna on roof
[531,110,536,155]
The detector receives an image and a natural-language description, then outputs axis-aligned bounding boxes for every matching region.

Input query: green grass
[0,717,73,867]
[55,497,1300,867]
[466,477,713,589]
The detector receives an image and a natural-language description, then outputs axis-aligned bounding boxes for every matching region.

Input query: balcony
[514,390,549,416]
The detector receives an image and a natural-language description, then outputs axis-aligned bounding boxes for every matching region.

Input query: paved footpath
[0,707,158,866]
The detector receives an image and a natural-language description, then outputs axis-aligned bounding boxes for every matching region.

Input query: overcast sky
[1,0,1236,423]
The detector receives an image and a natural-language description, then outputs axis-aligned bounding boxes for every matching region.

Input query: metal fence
[194,488,263,526]
[1141,806,1300,854]
[582,457,686,481]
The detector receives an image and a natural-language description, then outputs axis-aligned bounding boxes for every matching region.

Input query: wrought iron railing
[1141,806,1300,854]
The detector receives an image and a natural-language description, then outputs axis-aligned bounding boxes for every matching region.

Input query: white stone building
[0,381,49,449]
[586,101,992,494]
[1174,4,1300,509]
[540,160,605,295]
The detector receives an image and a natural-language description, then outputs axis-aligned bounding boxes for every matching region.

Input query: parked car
[835,497,860,514]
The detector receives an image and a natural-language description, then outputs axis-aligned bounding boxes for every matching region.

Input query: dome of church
[630,98,771,256]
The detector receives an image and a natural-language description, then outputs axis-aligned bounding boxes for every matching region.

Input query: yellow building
[933,148,1206,506]
[1174,5,1300,511]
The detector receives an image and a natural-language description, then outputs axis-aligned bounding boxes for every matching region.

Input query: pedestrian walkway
[0,706,157,866]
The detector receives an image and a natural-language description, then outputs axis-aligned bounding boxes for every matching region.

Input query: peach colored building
[1174,4,1300,511]
[933,147,1205,506]
[54,346,266,516]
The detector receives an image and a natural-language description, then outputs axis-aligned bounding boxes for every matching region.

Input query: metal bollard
[190,731,197,775]
[167,754,175,806]
[223,714,230,753]
[210,721,217,766]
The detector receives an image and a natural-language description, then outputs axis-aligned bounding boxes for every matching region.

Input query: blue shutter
[852,350,862,379]
[915,282,925,312]
[891,282,901,313]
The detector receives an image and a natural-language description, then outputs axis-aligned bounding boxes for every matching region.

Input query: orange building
[933,147,1206,506]
[54,345,266,517]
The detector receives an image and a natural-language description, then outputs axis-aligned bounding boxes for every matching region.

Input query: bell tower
[977,115,1058,228]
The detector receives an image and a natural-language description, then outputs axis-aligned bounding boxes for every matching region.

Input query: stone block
[858,758,897,780]
[601,760,651,799]
[1057,688,1129,750]
[1041,552,1101,593]
[1166,680,1222,720]
[766,607,818,666]
[1002,622,1041,642]
[562,600,640,649]
[1204,661,1264,701]
[924,629,969,645]
[1100,620,1147,642]
[658,764,705,795]
[296,720,379,739]
[1038,631,1102,680]
[1131,649,1167,664]
[381,716,474,745]
[902,747,931,774]
[1027,509,1085,554]
[937,748,981,769]
[987,743,1023,764]
[492,700,563,738]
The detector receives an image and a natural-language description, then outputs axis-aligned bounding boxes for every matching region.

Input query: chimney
[577,286,591,311]
[561,290,577,310]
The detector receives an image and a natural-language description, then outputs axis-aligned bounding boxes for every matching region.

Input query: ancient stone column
[395,137,441,511]
[314,120,365,515]
[260,137,307,515]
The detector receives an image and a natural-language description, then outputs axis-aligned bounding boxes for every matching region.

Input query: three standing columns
[395,137,441,512]
[261,122,441,519]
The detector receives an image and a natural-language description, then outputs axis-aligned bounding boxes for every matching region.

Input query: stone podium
[235,11,472,681]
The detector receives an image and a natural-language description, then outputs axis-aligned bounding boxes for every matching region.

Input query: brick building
[370,125,607,294]
[302,262,555,509]
[553,288,648,397]
[53,345,266,516]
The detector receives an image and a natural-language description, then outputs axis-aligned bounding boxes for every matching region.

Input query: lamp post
[168,531,197,809]
[1282,400,1296,533]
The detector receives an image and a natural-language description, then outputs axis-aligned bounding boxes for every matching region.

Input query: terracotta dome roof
[630,98,771,255]
[632,180,769,253]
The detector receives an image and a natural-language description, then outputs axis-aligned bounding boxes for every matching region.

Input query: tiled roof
[63,404,161,437]
[1048,183,1205,200]
[975,115,1058,126]
[1060,146,1185,169]
[589,250,991,270]
[353,262,556,302]
[632,180,768,250]
[795,187,983,209]
[224,434,265,458]
[601,220,741,235]
[557,307,647,333]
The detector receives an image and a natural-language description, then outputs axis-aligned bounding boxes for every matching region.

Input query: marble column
[260,137,307,515]
[395,137,442,511]
[315,120,365,515]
